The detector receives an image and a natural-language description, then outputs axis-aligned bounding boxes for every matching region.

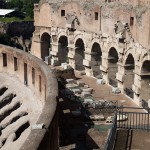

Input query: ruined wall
[31,0,150,106]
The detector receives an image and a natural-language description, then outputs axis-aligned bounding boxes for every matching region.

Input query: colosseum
[0,0,150,150]
[32,0,150,107]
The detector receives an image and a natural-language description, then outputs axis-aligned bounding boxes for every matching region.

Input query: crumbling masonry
[31,0,150,107]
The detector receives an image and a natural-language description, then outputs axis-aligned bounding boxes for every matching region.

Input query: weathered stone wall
[31,0,150,106]
[0,45,58,150]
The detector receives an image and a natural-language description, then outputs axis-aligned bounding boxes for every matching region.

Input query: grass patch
[0,17,33,23]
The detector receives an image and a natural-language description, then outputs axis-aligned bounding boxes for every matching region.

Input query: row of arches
[40,32,150,101]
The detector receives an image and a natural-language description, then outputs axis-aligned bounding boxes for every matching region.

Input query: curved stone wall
[0,45,58,150]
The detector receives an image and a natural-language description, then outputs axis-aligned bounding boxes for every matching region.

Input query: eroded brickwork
[32,0,150,106]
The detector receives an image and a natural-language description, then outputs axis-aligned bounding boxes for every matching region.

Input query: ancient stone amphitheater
[32,0,150,107]
[0,0,150,150]
[0,45,58,150]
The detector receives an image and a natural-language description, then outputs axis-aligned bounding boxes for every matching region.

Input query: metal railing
[104,106,150,150]
[104,113,117,150]
[117,107,150,130]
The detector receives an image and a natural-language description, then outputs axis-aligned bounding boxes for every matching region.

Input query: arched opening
[91,43,102,77]
[140,60,150,103]
[58,36,68,65]
[40,33,51,61]
[108,47,118,87]
[74,39,85,71]
[124,54,135,98]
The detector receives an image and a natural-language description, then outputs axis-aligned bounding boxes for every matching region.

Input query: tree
[6,0,23,11]
[6,0,40,18]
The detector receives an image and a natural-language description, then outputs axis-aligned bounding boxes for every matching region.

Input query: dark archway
[124,54,135,98]
[140,60,150,102]
[41,33,51,61]
[108,47,118,87]
[91,43,102,77]
[58,36,68,65]
[75,39,85,71]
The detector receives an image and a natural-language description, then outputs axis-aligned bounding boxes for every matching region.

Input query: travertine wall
[0,45,58,150]
[32,0,150,106]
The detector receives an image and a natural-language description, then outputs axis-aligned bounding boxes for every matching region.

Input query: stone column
[83,48,93,76]
[50,42,59,65]
[31,33,41,59]
[132,73,141,106]
[68,44,75,68]
[116,63,125,92]
[100,52,109,83]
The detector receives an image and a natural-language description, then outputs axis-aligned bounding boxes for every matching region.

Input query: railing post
[147,109,150,130]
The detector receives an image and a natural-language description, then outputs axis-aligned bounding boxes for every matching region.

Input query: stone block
[81,91,91,97]
[51,58,58,66]
[66,79,75,84]
[77,81,85,87]
[112,87,121,94]
[50,51,57,56]
[72,89,82,94]
[82,88,93,93]
[45,56,51,65]
[61,63,71,70]
[83,59,90,67]
[66,84,78,89]
[84,84,89,88]
[61,63,68,68]
[83,98,94,104]
[96,79,106,85]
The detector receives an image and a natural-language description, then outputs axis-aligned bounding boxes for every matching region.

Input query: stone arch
[108,47,119,87]
[139,60,150,103]
[74,38,85,71]
[124,53,135,99]
[91,42,102,77]
[57,31,68,42]
[57,35,68,65]
[40,32,51,61]
[74,34,85,46]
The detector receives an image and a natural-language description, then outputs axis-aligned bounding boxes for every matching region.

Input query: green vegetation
[5,0,40,18]
[0,16,33,23]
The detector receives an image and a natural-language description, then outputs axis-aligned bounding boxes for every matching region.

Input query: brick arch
[90,41,102,77]
[40,32,51,61]
[106,44,119,57]
[123,52,135,66]
[107,46,119,87]
[57,31,68,43]
[74,37,85,71]
[123,52,135,99]
[57,35,69,65]
[40,30,51,38]
[140,58,150,74]
[74,34,85,46]
[90,38,101,52]
[139,57,150,102]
